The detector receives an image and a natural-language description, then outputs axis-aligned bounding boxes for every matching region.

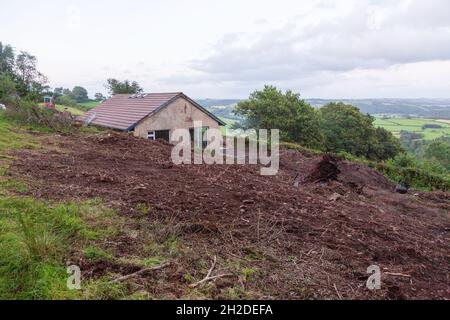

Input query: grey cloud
[185,0,450,83]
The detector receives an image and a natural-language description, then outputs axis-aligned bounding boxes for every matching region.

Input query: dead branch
[385,272,411,278]
[333,283,343,300]
[189,256,233,288]
[111,262,171,283]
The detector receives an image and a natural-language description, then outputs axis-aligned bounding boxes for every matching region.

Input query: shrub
[0,74,16,104]
[387,153,418,168]
[4,99,75,133]
[56,94,77,107]
[376,163,450,191]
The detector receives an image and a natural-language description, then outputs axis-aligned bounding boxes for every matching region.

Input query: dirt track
[11,131,450,299]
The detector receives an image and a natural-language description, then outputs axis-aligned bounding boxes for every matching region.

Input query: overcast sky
[1,0,450,98]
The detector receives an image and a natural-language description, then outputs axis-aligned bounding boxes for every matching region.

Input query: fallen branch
[111,262,171,283]
[385,272,411,278]
[189,256,233,288]
[333,283,343,300]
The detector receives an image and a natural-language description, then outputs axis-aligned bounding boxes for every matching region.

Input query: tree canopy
[234,85,323,149]
[105,78,143,95]
[235,87,402,161]
[320,102,401,160]
[424,138,450,171]
[71,86,89,102]
[0,41,48,102]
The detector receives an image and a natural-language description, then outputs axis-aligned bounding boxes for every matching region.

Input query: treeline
[0,42,49,102]
[399,132,449,171]
[0,41,146,110]
[234,85,402,161]
[235,86,449,191]
[52,86,105,110]
[0,42,88,131]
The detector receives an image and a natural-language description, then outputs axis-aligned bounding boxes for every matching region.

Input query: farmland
[77,101,101,110]
[55,105,84,116]
[374,118,450,140]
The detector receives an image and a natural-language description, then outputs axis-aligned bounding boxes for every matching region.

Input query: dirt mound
[306,154,341,183]
[10,131,450,299]
[338,162,394,191]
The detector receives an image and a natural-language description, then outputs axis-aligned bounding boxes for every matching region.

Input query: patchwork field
[374,118,450,140]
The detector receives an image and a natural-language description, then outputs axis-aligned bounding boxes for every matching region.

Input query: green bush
[4,99,75,133]
[0,74,16,104]
[376,163,450,191]
[56,94,77,107]
[387,153,418,168]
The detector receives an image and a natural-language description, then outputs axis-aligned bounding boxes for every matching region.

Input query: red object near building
[44,96,56,109]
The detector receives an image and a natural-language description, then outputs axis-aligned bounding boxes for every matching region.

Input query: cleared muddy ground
[10,131,450,299]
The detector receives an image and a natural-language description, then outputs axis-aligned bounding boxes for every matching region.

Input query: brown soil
[306,154,341,183]
[10,131,450,300]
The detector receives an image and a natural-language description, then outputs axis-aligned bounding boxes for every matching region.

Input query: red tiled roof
[79,92,182,130]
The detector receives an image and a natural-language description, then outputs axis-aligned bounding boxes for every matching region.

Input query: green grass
[55,105,84,116]
[374,117,450,140]
[38,103,85,116]
[83,246,113,262]
[0,196,135,299]
[77,101,100,110]
[0,112,38,153]
[0,112,130,299]
[0,197,86,299]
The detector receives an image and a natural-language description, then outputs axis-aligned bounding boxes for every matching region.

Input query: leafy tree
[105,78,143,95]
[320,102,401,160]
[55,93,77,107]
[0,74,16,103]
[388,152,418,168]
[53,87,64,98]
[13,51,48,100]
[234,85,323,149]
[424,139,450,171]
[0,42,48,101]
[370,127,403,161]
[0,42,15,75]
[71,86,89,102]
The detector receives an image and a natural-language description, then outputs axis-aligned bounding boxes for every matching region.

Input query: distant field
[55,104,84,116]
[374,118,450,140]
[77,100,100,110]
[219,117,238,127]
[39,103,84,116]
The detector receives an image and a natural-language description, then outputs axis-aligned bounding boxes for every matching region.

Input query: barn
[80,92,225,141]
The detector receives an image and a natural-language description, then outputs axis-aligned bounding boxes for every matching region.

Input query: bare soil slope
[10,132,450,299]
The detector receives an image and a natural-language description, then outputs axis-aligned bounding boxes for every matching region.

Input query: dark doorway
[155,130,170,142]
